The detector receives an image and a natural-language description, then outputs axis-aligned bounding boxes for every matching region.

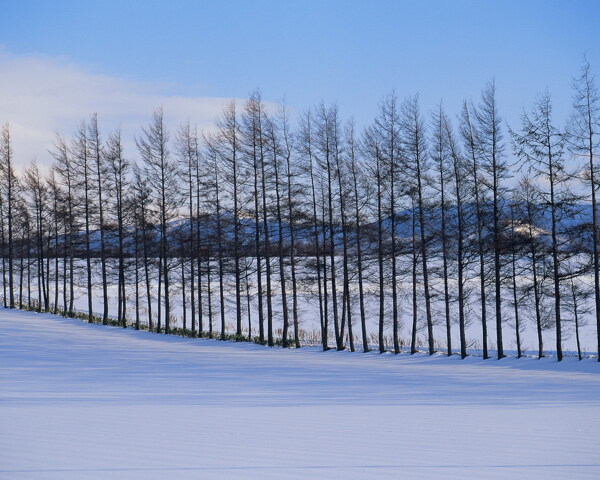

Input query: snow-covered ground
[26,257,600,355]
[1,308,599,480]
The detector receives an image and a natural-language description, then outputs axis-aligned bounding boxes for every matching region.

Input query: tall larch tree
[476,81,507,359]
[401,95,434,354]
[511,91,568,360]
[137,108,179,333]
[568,59,600,361]
[0,123,16,308]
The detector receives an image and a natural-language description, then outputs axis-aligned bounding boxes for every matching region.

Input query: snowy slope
[1,308,599,480]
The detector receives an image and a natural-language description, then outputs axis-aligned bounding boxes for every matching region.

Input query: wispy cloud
[0,49,233,169]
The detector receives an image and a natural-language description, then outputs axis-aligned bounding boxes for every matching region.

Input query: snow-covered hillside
[1,308,599,479]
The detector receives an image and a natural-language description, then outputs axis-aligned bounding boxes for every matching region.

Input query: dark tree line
[1,62,599,361]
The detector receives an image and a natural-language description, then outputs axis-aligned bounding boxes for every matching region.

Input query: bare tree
[460,100,490,359]
[176,121,199,333]
[23,162,48,311]
[137,108,179,333]
[0,123,16,308]
[204,136,227,339]
[568,59,600,361]
[50,133,76,314]
[73,121,94,321]
[476,81,507,359]
[508,199,524,358]
[432,105,453,355]
[401,95,434,354]
[515,178,546,358]
[299,110,327,350]
[511,91,567,360]
[241,93,267,344]
[47,169,62,314]
[106,129,129,327]
[132,165,154,330]
[215,103,244,338]
[347,120,370,352]
[363,122,386,352]
[444,113,469,358]
[88,114,109,324]
[313,103,343,349]
[281,102,301,348]
[265,111,291,346]
[565,276,592,361]
[375,93,402,353]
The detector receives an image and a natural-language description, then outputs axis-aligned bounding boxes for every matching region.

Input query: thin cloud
[0,50,233,169]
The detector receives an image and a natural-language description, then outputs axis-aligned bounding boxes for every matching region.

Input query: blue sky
[1,0,599,165]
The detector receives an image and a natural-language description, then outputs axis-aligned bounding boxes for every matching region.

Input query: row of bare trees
[0,62,598,361]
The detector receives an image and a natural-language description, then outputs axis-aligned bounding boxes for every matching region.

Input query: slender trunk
[438,153,451,356]
[415,146,434,355]
[245,258,252,338]
[68,194,74,315]
[189,220,196,334]
[410,200,418,354]
[45,235,50,311]
[588,117,600,362]
[62,220,67,312]
[273,148,289,347]
[19,242,24,307]
[135,219,140,330]
[285,156,300,348]
[53,194,59,314]
[206,254,214,338]
[142,211,153,331]
[159,128,170,334]
[0,193,7,307]
[181,246,187,331]
[309,151,326,350]
[390,154,399,355]
[335,137,354,352]
[528,215,544,358]
[465,109,489,359]
[83,152,93,323]
[335,145,351,352]
[325,151,341,350]
[118,195,126,328]
[196,163,203,336]
[549,160,562,360]
[162,218,170,334]
[511,214,522,358]
[188,146,197,334]
[321,190,330,349]
[37,194,48,311]
[36,204,44,312]
[157,251,162,332]
[121,268,126,326]
[233,141,242,340]
[571,279,582,361]
[27,232,31,308]
[492,147,504,359]
[376,148,385,353]
[351,161,368,352]
[96,161,108,325]
[215,171,226,339]
[346,281,354,351]
[7,166,14,309]
[449,125,467,358]
[253,139,265,344]
[260,144,274,346]
[457,208,466,358]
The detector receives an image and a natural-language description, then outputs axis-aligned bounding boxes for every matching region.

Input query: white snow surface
[1,308,599,480]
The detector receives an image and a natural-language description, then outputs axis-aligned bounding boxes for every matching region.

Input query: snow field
[1,308,599,479]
